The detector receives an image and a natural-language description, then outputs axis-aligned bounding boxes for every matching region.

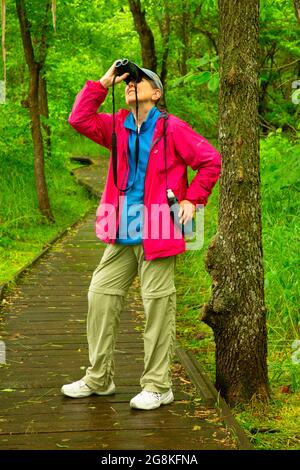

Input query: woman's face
[125,77,161,107]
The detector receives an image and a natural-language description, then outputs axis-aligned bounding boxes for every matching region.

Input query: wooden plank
[0,377,146,388]
[0,407,227,435]
[0,428,233,450]
[5,343,143,352]
[0,388,189,406]
[0,334,142,344]
[1,327,140,335]
[0,400,201,417]
[1,365,144,376]
[0,385,146,397]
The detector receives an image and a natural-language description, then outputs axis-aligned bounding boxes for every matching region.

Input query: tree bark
[16,0,54,223]
[156,0,170,109]
[202,0,269,406]
[39,71,52,158]
[2,0,6,82]
[179,0,189,75]
[128,0,157,71]
[294,0,300,27]
[258,42,277,134]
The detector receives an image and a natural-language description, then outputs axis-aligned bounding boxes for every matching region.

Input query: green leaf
[193,71,211,85]
[207,74,219,92]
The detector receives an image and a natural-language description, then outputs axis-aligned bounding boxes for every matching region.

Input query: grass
[175,132,300,450]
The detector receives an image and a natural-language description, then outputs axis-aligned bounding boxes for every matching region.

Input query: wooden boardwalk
[0,212,241,450]
[0,158,252,451]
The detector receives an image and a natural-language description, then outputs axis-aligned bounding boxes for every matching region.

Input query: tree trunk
[179,0,189,75]
[128,0,157,71]
[156,0,170,109]
[16,0,54,223]
[294,0,300,27]
[39,71,52,158]
[202,0,269,406]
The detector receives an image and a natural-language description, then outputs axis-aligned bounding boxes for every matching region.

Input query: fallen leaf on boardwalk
[168,410,182,417]
[205,416,222,423]
[56,443,69,448]
[10,333,23,340]
[193,410,213,418]
[0,389,17,392]
[179,377,191,384]
[192,425,201,431]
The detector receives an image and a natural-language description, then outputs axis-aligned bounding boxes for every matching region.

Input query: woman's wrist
[99,78,110,89]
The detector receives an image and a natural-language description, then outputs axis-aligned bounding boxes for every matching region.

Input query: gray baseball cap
[131,64,163,95]
[141,68,163,94]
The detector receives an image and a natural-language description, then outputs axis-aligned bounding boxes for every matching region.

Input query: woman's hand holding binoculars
[99,61,129,89]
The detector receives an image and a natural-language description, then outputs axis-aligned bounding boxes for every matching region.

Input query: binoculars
[115,59,143,84]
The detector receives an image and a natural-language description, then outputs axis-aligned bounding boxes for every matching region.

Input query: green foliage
[261,134,300,339]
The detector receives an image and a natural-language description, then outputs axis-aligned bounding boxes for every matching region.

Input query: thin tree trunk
[258,43,277,134]
[157,0,170,109]
[39,72,52,158]
[128,0,157,71]
[294,0,300,27]
[1,0,6,83]
[16,0,54,223]
[202,0,269,406]
[179,0,189,75]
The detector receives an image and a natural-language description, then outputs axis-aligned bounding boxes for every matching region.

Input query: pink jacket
[68,80,221,260]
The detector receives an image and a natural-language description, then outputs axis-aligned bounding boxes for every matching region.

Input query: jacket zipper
[142,126,165,261]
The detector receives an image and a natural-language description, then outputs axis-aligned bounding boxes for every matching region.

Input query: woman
[61,61,221,410]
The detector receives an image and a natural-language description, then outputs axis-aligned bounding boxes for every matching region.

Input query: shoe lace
[148,391,161,401]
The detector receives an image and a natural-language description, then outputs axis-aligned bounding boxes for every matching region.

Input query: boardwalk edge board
[175,346,254,451]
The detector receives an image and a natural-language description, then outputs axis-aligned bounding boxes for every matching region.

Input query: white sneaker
[130,389,174,410]
[61,379,115,398]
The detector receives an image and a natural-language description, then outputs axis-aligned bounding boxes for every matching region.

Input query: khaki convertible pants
[83,243,177,394]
